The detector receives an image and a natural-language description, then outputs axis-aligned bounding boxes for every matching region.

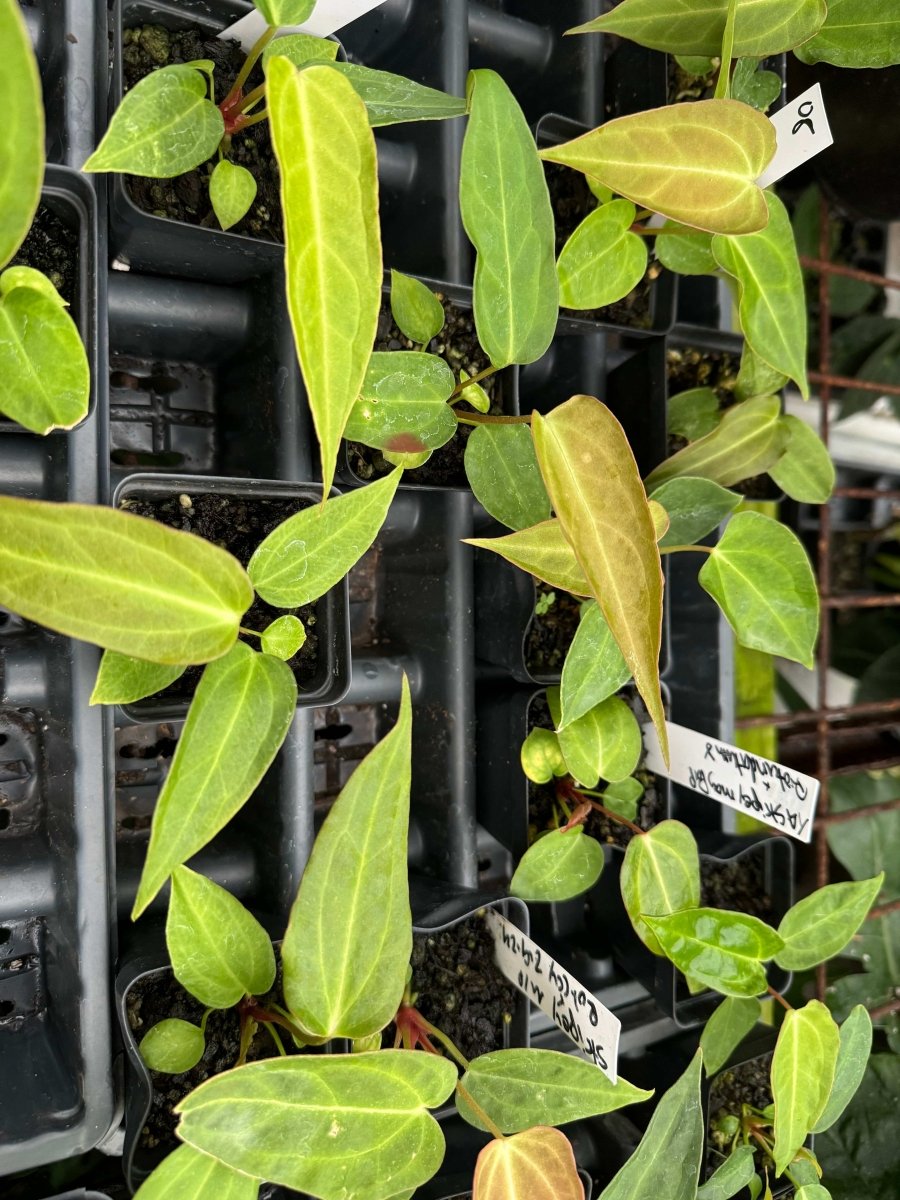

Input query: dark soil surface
[120,491,319,701]
[9,205,77,303]
[404,916,518,1064]
[544,159,660,330]
[347,296,505,487]
[701,852,773,923]
[526,693,664,850]
[667,58,717,104]
[524,584,583,678]
[122,24,281,240]
[706,1053,786,1189]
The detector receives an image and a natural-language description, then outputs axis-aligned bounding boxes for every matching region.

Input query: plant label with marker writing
[643,720,819,843]
[485,909,620,1083]
[758,84,833,189]
[219,0,389,51]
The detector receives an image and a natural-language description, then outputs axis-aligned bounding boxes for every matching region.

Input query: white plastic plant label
[220,1,389,51]
[485,909,620,1083]
[758,83,833,189]
[643,720,819,843]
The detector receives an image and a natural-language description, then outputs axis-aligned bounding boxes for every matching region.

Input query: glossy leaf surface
[460,70,558,367]
[167,866,276,1009]
[731,58,783,112]
[253,0,315,26]
[177,1051,456,1200]
[520,727,566,784]
[812,1005,873,1133]
[0,497,251,664]
[650,477,741,549]
[775,874,883,970]
[557,201,647,310]
[645,908,783,996]
[667,387,722,441]
[700,996,761,1075]
[343,351,456,454]
[465,520,591,596]
[262,33,339,71]
[772,1000,840,1173]
[794,0,900,68]
[133,644,297,917]
[696,1145,756,1200]
[768,416,835,504]
[323,62,467,126]
[464,423,552,532]
[559,602,631,729]
[699,511,819,667]
[474,1127,584,1200]
[621,821,701,954]
[140,1018,205,1074]
[282,679,412,1040]
[83,66,224,176]
[510,827,605,903]
[90,650,185,705]
[0,0,43,268]
[539,102,775,236]
[260,614,306,660]
[249,469,401,607]
[533,396,667,760]
[134,1144,259,1200]
[390,270,445,346]
[269,59,381,497]
[553,693,642,787]
[209,160,257,231]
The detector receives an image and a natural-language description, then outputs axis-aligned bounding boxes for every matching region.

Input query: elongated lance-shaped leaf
[621,820,701,954]
[167,866,276,1010]
[0,0,43,269]
[713,194,808,398]
[812,1005,872,1133]
[464,423,551,532]
[465,519,591,596]
[90,650,186,706]
[769,416,835,504]
[177,1051,457,1200]
[510,827,605,903]
[696,1145,756,1200]
[460,70,558,367]
[0,497,251,664]
[700,997,761,1075]
[644,908,784,998]
[775,874,884,970]
[567,0,826,58]
[559,602,631,729]
[598,1052,704,1200]
[772,1000,840,1174]
[135,1145,258,1200]
[539,102,775,237]
[343,352,456,454]
[795,0,900,68]
[532,396,667,762]
[557,200,648,311]
[474,1127,584,1200]
[314,61,467,126]
[645,396,787,492]
[282,677,412,1039]
[268,58,381,498]
[249,469,401,607]
[133,643,297,917]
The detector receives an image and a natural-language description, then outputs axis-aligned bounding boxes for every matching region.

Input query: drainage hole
[315,723,354,741]
[0,734,7,747]
[0,929,9,945]
[0,810,9,831]
[0,1000,14,1018]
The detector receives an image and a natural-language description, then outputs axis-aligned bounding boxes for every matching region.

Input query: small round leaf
[209,160,257,231]
[261,614,306,661]
[140,1018,205,1074]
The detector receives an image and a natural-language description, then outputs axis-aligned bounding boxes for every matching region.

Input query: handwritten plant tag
[758,83,833,189]
[643,720,819,843]
[485,909,620,1083]
[219,0,389,51]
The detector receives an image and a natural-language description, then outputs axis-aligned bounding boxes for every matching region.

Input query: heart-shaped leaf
[621,820,701,954]
[550,691,642,787]
[510,827,605,903]
[465,520,591,597]
[812,1005,872,1134]
[795,0,900,68]
[644,908,784,997]
[474,1127,584,1200]
[700,996,761,1075]
[557,200,648,310]
[1,0,43,268]
[559,603,631,729]
[343,351,456,454]
[768,416,835,504]
[390,270,445,346]
[731,59,783,113]
[209,160,257,231]
[90,650,186,706]
[134,1144,259,1200]
[650,477,742,549]
[772,999,840,1174]
[260,614,306,660]
[775,874,884,970]
[464,423,552,532]
[140,1018,205,1074]
[520,727,567,784]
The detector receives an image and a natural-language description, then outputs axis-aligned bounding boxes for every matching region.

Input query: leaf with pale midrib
[134,1145,259,1200]
[0,0,43,269]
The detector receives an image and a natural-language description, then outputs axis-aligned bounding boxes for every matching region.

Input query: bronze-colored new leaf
[532,396,668,763]
[539,101,775,236]
[473,1127,584,1200]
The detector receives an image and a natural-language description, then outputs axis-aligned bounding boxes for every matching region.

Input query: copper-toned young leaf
[473,1127,584,1200]
[532,396,667,762]
[539,102,775,236]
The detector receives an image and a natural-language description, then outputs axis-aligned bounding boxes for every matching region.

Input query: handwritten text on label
[758,83,833,189]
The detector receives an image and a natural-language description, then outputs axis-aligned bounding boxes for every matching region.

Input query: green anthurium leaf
[620,820,701,954]
[775,874,884,970]
[731,59,782,112]
[0,0,43,268]
[166,866,276,1010]
[0,496,251,664]
[140,1018,206,1074]
[650,477,742,549]
[828,313,900,382]
[646,397,787,491]
[567,0,826,57]
[644,908,784,997]
[464,423,552,532]
[465,520,591,597]
[748,1175,764,1200]
[268,58,381,498]
[655,227,718,275]
[90,650,186,705]
[260,614,306,660]
[539,101,775,237]
[818,1055,900,1200]
[551,691,642,787]
[133,644,297,917]
[83,65,224,176]
[668,388,723,441]
[390,270,445,346]
[768,416,835,504]
[460,69,558,368]
[253,0,315,26]
[598,1052,704,1200]
[794,0,900,68]
[840,329,900,419]
[248,469,401,607]
[0,267,90,433]
[458,367,491,413]
[458,1049,652,1134]
[648,499,670,541]
[344,351,456,455]
[176,1051,456,1200]
[510,827,605,903]
[697,1145,757,1200]
[700,997,761,1075]
[603,776,643,820]
[533,396,667,761]
[316,62,467,127]
[699,510,819,668]
[790,1156,824,1188]
[557,200,648,310]
[262,33,339,71]
[735,343,789,402]
[559,602,631,730]
[675,54,717,74]
[384,447,432,469]
[712,194,808,398]
[282,678,412,1040]
[812,1005,873,1134]
[209,160,257,231]
[474,1126,584,1200]
[772,1000,840,1174]
[520,727,567,784]
[794,1188,831,1200]
[135,1144,259,1200]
